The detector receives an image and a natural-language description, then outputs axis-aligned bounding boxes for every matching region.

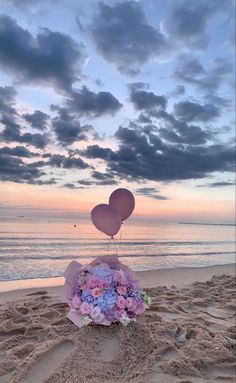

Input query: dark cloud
[0,118,48,149]
[0,86,17,115]
[0,146,37,158]
[23,110,49,130]
[128,82,150,92]
[174,57,233,106]
[136,187,169,200]
[82,144,117,161]
[0,154,45,184]
[91,170,114,180]
[152,110,212,145]
[198,181,235,188]
[77,179,92,186]
[48,154,90,169]
[90,1,169,75]
[82,124,234,182]
[0,15,86,90]
[63,183,83,189]
[66,87,122,117]
[130,89,167,112]
[170,85,185,97]
[174,101,220,122]
[95,78,104,87]
[174,58,205,80]
[165,0,231,50]
[51,107,93,146]
[90,170,117,185]
[137,113,152,124]
[0,111,48,149]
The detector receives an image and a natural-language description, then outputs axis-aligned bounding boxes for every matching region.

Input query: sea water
[0,217,235,281]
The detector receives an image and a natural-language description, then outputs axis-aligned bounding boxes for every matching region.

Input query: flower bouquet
[62,255,151,327]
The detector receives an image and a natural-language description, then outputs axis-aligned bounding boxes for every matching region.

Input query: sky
[0,0,235,223]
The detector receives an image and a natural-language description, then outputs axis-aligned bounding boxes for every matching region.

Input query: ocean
[0,217,235,283]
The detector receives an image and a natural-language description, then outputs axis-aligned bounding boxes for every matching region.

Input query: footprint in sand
[22,340,74,383]
[99,335,120,362]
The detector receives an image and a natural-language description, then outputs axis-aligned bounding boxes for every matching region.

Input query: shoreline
[0,263,234,303]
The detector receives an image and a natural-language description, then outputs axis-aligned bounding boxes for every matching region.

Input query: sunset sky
[0,0,235,223]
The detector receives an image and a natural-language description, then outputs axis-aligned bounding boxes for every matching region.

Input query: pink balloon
[109,188,135,221]
[91,204,121,237]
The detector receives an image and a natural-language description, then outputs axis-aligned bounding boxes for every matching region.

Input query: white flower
[81,315,92,325]
[91,306,102,320]
[120,315,130,326]
[147,297,152,305]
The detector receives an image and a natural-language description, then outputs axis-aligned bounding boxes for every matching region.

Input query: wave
[0,251,235,261]
[0,239,235,246]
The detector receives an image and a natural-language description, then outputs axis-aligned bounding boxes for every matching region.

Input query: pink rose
[99,280,110,289]
[116,295,126,309]
[117,286,127,295]
[126,297,133,308]
[87,275,99,289]
[71,295,81,309]
[91,287,103,298]
[80,302,91,315]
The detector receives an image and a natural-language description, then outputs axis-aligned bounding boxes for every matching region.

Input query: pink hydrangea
[113,270,126,285]
[116,295,126,309]
[131,300,146,315]
[80,302,91,315]
[126,297,133,308]
[79,280,87,290]
[71,295,81,309]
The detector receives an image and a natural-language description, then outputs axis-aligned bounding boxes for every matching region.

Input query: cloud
[0,154,46,184]
[90,1,169,75]
[63,183,83,189]
[48,154,90,169]
[0,146,37,158]
[173,57,233,106]
[170,85,185,97]
[174,101,220,122]
[155,110,212,145]
[136,187,169,200]
[66,87,122,117]
[81,124,234,183]
[1,114,48,149]
[130,88,167,111]
[91,170,114,180]
[0,15,86,91]
[198,181,235,188]
[81,144,117,161]
[0,86,17,115]
[1,117,48,149]
[164,0,231,50]
[51,107,93,146]
[23,110,49,130]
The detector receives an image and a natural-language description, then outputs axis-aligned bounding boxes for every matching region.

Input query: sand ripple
[0,274,235,383]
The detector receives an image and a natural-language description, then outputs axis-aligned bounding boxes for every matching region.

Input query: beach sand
[0,264,235,383]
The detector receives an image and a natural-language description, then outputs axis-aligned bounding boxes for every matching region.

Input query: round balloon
[109,188,135,221]
[91,204,121,238]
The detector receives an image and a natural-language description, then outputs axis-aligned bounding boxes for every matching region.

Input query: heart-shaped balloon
[109,188,135,221]
[91,204,121,238]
